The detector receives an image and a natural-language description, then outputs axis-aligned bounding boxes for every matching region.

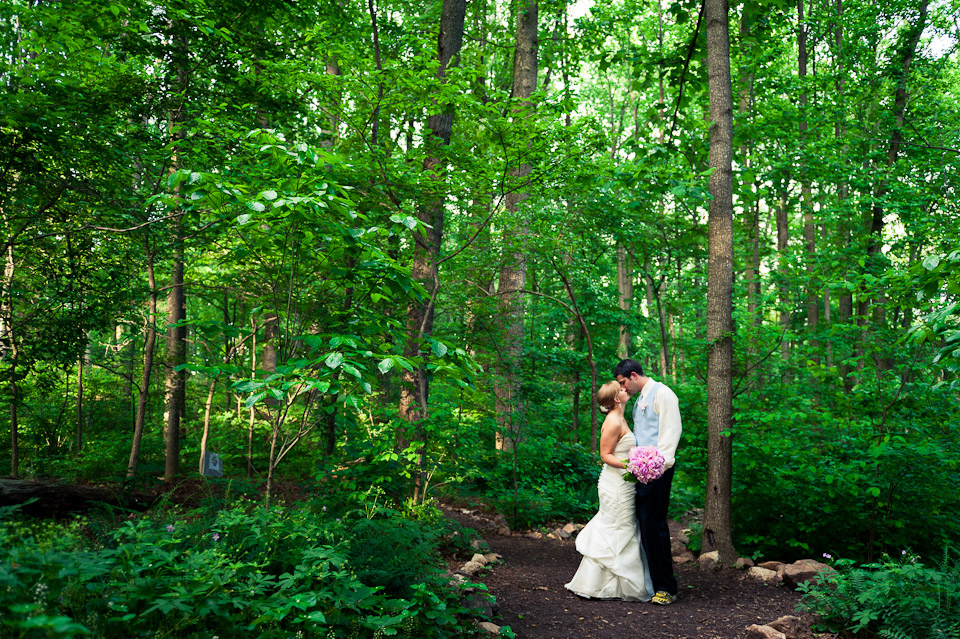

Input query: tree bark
[495,0,537,452]
[2,240,19,479]
[128,251,157,478]
[163,223,186,483]
[396,0,466,501]
[616,244,632,358]
[702,0,738,565]
[75,354,84,453]
[798,0,819,360]
[776,185,790,359]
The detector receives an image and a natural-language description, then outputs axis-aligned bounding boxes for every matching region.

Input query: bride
[565,380,654,602]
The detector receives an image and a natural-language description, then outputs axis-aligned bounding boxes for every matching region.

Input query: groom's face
[616,372,643,396]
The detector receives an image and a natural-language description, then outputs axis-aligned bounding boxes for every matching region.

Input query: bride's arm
[598,417,627,469]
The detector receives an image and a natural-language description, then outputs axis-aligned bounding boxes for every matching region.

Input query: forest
[2,0,960,636]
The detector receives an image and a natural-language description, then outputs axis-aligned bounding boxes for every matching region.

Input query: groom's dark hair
[613,358,644,378]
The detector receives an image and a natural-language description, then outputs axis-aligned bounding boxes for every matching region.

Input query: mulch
[446,507,806,639]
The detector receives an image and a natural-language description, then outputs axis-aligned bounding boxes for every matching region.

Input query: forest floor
[443,506,811,639]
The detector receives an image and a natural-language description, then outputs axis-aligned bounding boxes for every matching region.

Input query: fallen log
[0,479,157,517]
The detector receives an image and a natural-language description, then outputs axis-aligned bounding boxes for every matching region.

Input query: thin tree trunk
[777,185,790,359]
[799,0,819,360]
[3,241,19,479]
[247,316,257,478]
[702,0,738,565]
[616,244,632,358]
[128,252,158,478]
[75,354,84,453]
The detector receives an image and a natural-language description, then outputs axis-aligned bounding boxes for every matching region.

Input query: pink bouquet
[623,446,665,484]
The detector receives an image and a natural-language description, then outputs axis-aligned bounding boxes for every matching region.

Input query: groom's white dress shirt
[635,378,682,469]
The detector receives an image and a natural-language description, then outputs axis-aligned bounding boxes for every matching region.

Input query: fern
[800,546,960,639]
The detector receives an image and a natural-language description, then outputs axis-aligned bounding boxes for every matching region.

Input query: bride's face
[616,385,629,406]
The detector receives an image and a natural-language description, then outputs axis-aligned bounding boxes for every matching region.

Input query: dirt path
[449,509,804,639]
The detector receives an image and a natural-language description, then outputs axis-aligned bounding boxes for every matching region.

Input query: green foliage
[799,549,960,639]
[0,500,491,639]
[462,437,600,529]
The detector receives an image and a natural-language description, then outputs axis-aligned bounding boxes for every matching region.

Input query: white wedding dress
[565,432,654,602]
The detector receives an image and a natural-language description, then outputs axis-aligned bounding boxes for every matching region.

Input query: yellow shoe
[651,590,677,605]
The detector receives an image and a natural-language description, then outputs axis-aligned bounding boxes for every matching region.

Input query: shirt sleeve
[654,385,682,469]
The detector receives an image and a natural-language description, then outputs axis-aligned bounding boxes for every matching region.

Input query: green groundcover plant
[798,548,960,639]
[0,496,503,639]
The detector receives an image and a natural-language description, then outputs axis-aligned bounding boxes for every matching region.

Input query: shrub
[798,548,960,639]
[0,500,492,639]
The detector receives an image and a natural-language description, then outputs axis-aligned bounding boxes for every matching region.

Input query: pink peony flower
[624,446,665,484]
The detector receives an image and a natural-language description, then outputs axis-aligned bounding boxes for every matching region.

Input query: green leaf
[378,358,394,374]
[325,352,344,369]
[431,341,448,357]
[234,380,265,393]
[245,390,268,408]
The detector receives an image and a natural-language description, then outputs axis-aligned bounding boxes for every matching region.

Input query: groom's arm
[655,387,682,469]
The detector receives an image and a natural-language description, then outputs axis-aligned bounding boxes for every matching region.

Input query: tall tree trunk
[776,185,790,359]
[247,317,257,478]
[2,241,19,479]
[162,19,189,484]
[798,0,819,361]
[702,0,738,565]
[163,223,186,483]
[75,354,84,453]
[495,0,537,452]
[398,0,467,502]
[616,244,632,358]
[128,251,157,478]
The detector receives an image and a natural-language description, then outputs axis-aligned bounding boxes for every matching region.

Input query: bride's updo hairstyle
[596,380,621,414]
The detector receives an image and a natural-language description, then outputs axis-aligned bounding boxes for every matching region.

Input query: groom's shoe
[651,591,677,605]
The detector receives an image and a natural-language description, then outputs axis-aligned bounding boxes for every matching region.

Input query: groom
[614,358,682,605]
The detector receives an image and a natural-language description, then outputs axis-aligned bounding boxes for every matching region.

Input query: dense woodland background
[3,0,960,594]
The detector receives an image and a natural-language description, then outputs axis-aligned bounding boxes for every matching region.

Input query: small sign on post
[201,451,223,477]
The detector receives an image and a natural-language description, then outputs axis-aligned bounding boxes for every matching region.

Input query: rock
[470,553,489,566]
[496,526,512,536]
[735,557,755,569]
[677,530,691,545]
[757,560,783,571]
[562,523,577,534]
[744,624,787,639]
[525,531,543,540]
[781,559,831,590]
[673,551,697,564]
[546,532,560,540]
[448,574,469,586]
[483,552,502,564]
[461,587,495,618]
[670,538,687,555]
[556,527,571,539]
[698,550,721,572]
[458,560,485,576]
[746,566,779,583]
[470,539,484,550]
[768,615,816,639]
[478,621,501,635]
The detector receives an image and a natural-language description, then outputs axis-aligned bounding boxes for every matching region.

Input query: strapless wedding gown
[565,432,654,602]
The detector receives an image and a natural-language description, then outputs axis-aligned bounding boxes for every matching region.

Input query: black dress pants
[635,465,678,595]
